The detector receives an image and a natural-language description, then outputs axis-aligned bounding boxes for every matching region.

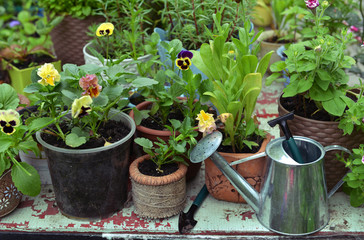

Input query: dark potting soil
[138,159,179,176]
[281,95,339,121]
[217,132,264,154]
[140,105,186,131]
[8,54,56,70]
[41,120,130,149]
[265,36,292,44]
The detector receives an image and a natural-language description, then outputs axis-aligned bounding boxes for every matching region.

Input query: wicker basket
[50,15,104,65]
[278,97,364,191]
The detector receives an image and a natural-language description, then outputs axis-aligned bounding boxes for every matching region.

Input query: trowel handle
[229,152,267,166]
[324,145,352,198]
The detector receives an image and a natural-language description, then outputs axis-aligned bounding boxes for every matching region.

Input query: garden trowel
[178,184,209,234]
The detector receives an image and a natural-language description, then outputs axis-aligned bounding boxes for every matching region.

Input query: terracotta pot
[205,134,272,203]
[129,99,202,181]
[0,169,22,217]
[278,96,364,191]
[129,154,187,219]
[257,30,285,71]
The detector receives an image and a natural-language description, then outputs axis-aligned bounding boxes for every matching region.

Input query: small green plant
[158,0,256,49]
[134,117,198,173]
[86,0,159,62]
[37,0,102,19]
[338,144,364,207]
[0,1,63,67]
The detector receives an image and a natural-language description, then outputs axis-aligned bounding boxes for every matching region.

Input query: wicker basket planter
[278,97,364,191]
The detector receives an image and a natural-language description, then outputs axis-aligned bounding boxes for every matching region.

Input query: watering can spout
[190,131,260,213]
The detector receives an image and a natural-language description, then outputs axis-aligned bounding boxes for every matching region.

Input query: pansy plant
[0,84,63,197]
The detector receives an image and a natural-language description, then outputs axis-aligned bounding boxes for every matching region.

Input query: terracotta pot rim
[218,133,272,158]
[129,97,193,137]
[279,95,340,126]
[129,154,187,186]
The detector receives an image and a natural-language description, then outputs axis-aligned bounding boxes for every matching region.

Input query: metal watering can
[190,130,351,236]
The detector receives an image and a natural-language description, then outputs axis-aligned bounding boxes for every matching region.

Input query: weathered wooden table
[1,81,363,240]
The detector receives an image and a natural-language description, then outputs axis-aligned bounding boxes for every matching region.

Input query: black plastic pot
[36,110,136,220]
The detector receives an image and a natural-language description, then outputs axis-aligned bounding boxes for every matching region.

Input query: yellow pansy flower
[96,22,115,37]
[37,63,61,86]
[0,109,20,135]
[71,96,93,118]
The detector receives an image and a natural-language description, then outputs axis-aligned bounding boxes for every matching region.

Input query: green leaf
[65,133,86,148]
[350,188,364,207]
[28,117,54,132]
[132,108,150,125]
[0,138,12,152]
[134,137,153,149]
[23,83,42,93]
[0,84,19,110]
[18,141,40,156]
[257,51,273,75]
[322,96,346,116]
[131,77,158,88]
[11,162,41,196]
[93,94,108,107]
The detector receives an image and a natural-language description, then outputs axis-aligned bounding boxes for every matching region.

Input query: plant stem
[192,0,200,36]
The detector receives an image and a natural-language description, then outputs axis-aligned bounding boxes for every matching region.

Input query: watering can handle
[229,152,267,166]
[324,145,352,198]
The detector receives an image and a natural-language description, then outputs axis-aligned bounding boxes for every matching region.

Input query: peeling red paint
[17,198,35,209]
[257,91,280,105]
[255,109,279,119]
[240,211,254,221]
[0,221,29,229]
[32,200,59,219]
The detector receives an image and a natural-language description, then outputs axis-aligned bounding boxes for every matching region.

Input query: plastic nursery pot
[83,42,152,75]
[36,111,136,220]
[129,154,187,219]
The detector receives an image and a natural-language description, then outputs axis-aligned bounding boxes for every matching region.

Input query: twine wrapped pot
[129,155,187,219]
[50,15,104,65]
[278,97,364,191]
[205,134,272,203]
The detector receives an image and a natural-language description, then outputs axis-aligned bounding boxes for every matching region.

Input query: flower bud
[314,45,322,52]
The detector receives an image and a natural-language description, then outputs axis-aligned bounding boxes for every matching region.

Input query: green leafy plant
[157,0,256,49]
[192,18,272,152]
[266,1,357,118]
[0,1,63,68]
[0,83,59,196]
[132,39,210,129]
[134,117,198,173]
[37,0,102,19]
[338,144,364,207]
[86,0,159,63]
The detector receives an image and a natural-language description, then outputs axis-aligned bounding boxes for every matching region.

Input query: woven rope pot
[50,15,104,65]
[129,154,187,219]
[205,134,272,203]
[278,96,364,191]
[129,99,202,181]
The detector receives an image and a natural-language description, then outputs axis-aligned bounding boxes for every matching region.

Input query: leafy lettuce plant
[192,18,273,152]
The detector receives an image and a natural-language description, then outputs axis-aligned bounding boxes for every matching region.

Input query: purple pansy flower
[176,50,193,71]
[8,20,20,28]
[305,0,319,9]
